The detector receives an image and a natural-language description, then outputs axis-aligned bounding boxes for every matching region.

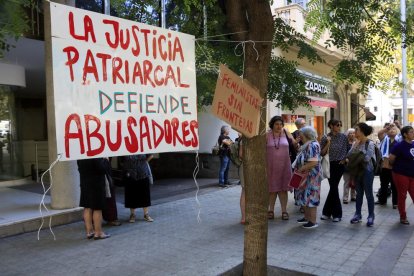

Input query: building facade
[0,0,371,210]
[271,1,366,136]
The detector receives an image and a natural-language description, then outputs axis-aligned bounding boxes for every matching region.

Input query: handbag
[212,143,220,156]
[284,129,297,163]
[123,169,138,181]
[321,152,330,179]
[289,170,307,189]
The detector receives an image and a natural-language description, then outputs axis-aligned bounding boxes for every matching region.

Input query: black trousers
[322,161,344,218]
[378,168,397,205]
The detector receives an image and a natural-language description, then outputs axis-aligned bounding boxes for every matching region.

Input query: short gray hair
[345,128,355,136]
[299,126,318,141]
[295,117,306,127]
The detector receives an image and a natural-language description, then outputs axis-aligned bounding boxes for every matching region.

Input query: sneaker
[332,217,341,222]
[320,215,330,220]
[393,205,398,209]
[343,200,348,204]
[297,218,308,224]
[144,214,154,222]
[129,213,136,223]
[366,217,374,227]
[351,198,356,202]
[375,201,386,206]
[302,222,319,229]
[350,215,362,224]
[218,184,228,188]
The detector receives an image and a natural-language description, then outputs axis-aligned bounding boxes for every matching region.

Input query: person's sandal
[400,219,410,225]
[94,233,111,240]
[282,212,289,220]
[144,214,154,222]
[86,232,94,240]
[129,214,136,223]
[267,211,274,220]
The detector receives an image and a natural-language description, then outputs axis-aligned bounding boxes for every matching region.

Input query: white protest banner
[49,2,198,161]
[211,64,263,138]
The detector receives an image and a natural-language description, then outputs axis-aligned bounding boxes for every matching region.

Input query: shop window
[394,109,402,121]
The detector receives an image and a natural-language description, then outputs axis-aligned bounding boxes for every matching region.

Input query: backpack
[229,141,242,167]
[365,140,382,176]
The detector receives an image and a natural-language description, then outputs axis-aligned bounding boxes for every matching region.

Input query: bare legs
[268,191,288,218]
[83,208,107,238]
[129,207,153,222]
[304,206,317,224]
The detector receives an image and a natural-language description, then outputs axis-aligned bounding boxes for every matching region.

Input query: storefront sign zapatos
[305,80,329,94]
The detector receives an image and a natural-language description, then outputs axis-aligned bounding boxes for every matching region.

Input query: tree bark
[225,1,274,275]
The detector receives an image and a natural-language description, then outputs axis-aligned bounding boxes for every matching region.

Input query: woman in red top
[389,126,414,225]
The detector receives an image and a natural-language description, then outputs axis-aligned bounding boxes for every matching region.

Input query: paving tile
[1,178,414,275]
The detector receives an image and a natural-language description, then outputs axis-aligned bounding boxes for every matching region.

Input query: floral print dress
[294,141,322,207]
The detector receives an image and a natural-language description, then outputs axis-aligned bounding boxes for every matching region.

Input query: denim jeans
[219,155,230,184]
[355,169,375,219]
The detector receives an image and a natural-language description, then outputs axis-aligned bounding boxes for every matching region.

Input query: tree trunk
[225,1,274,275]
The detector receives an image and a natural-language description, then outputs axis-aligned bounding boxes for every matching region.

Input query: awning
[351,101,376,121]
[364,108,376,121]
[308,96,337,108]
[0,63,26,87]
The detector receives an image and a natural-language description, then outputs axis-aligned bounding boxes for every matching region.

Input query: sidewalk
[2,177,414,275]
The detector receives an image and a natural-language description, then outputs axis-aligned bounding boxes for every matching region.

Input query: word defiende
[99,90,192,115]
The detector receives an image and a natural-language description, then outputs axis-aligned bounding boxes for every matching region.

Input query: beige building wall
[270,2,361,132]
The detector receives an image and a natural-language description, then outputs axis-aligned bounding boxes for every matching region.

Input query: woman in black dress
[122,154,154,223]
[77,158,111,240]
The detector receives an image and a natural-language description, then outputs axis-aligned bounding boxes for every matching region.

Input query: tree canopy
[306,0,414,95]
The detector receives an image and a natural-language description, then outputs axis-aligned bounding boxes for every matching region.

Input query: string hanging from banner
[196,38,260,82]
[234,40,259,81]
[192,151,201,223]
[37,154,62,241]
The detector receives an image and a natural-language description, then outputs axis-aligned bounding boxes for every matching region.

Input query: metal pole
[161,0,166,28]
[401,0,408,125]
[203,1,207,42]
[103,0,110,15]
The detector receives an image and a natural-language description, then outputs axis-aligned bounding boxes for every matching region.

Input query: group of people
[77,155,154,240]
[217,116,414,229]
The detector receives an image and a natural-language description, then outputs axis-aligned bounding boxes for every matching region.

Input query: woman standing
[348,123,376,227]
[77,158,111,240]
[389,126,414,225]
[294,127,322,229]
[266,116,295,220]
[343,128,357,204]
[218,125,233,187]
[320,119,348,222]
[122,154,154,223]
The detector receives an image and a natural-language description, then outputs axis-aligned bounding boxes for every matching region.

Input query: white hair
[299,126,318,141]
[345,128,355,136]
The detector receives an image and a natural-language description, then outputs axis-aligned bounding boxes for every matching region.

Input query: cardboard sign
[49,3,198,161]
[211,64,263,138]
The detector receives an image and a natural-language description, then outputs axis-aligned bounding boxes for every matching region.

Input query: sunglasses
[335,124,342,127]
